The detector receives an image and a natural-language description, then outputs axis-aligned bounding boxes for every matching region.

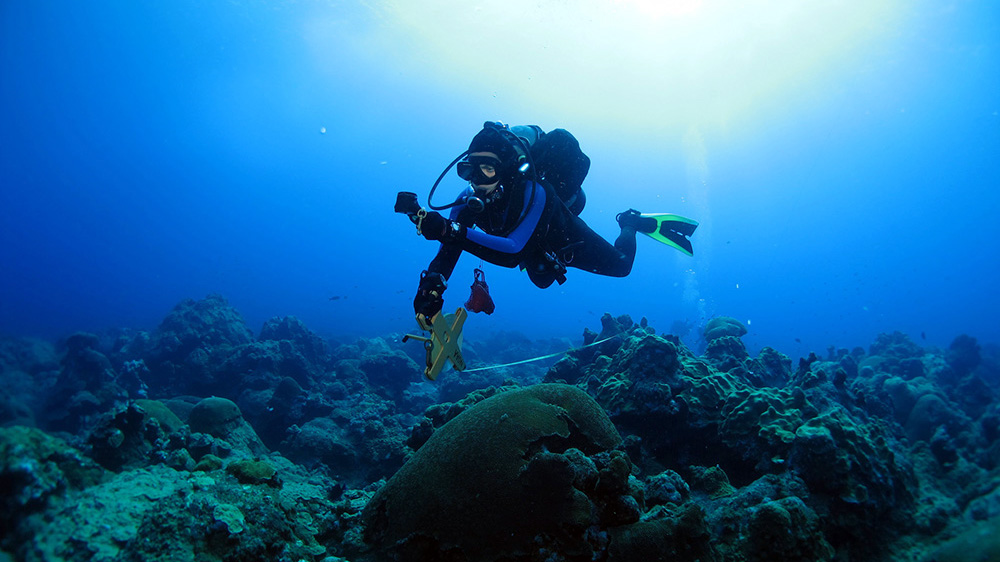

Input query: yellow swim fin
[639,213,699,256]
[403,307,467,380]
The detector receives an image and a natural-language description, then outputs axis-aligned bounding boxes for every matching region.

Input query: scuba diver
[395,121,697,320]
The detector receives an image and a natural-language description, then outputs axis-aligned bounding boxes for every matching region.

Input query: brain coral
[703,317,748,342]
[361,384,630,562]
[188,397,243,437]
[188,397,267,457]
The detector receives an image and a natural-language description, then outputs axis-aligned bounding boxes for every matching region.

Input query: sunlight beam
[334,0,902,141]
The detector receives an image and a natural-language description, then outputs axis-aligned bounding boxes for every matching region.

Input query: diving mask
[457,155,502,186]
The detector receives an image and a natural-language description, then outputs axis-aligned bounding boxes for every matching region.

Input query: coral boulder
[362,384,636,562]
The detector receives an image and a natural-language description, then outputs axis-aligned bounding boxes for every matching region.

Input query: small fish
[329,296,347,301]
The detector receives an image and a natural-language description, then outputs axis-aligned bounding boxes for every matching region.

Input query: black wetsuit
[426,179,640,288]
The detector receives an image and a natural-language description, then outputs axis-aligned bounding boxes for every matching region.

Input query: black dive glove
[419,212,465,242]
[413,270,446,317]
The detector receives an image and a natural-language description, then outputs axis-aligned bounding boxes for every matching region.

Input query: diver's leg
[561,215,638,277]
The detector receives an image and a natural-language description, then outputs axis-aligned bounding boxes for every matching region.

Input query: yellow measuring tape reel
[403,307,468,380]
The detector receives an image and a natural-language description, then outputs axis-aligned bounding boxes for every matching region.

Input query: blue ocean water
[2,0,998,357]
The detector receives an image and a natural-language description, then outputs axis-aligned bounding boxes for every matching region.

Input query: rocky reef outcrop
[0,298,997,562]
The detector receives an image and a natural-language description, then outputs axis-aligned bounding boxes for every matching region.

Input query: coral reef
[1,296,998,562]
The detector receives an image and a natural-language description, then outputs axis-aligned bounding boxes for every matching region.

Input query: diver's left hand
[413,271,446,317]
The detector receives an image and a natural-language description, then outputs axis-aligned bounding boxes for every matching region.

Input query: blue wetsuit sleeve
[463,182,546,255]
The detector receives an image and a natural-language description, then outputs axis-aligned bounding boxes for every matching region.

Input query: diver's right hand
[413,271,446,317]
[419,212,466,242]
[418,212,448,241]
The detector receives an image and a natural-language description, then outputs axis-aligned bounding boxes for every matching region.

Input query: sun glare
[616,0,703,19]
[325,1,902,142]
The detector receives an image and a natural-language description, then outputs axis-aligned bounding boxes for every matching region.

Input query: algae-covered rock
[745,497,834,562]
[0,426,105,533]
[164,448,196,471]
[281,416,353,468]
[13,460,333,562]
[359,338,422,398]
[644,470,690,507]
[0,336,58,375]
[212,503,245,534]
[906,393,963,443]
[945,334,981,378]
[606,504,713,562]
[789,408,914,512]
[193,454,223,472]
[0,337,58,428]
[87,403,157,471]
[705,334,751,373]
[589,333,684,418]
[258,315,331,374]
[17,464,189,561]
[720,386,809,454]
[44,332,129,431]
[218,339,319,399]
[88,399,194,472]
[143,294,254,396]
[754,346,792,387]
[122,473,328,561]
[362,383,631,561]
[0,395,34,429]
[869,330,922,359]
[690,465,736,499]
[226,458,279,487]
